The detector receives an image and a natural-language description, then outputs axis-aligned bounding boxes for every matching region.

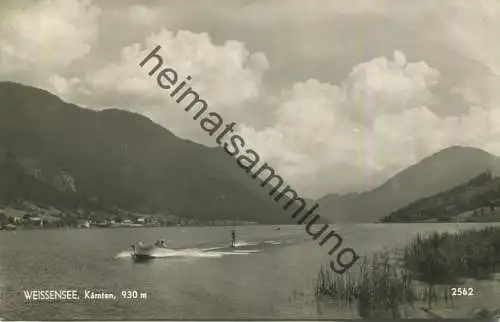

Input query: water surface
[0,223,498,320]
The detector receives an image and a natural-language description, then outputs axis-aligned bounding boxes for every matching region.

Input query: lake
[0,223,499,320]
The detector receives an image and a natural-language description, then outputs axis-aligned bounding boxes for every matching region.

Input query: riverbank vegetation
[314,226,500,318]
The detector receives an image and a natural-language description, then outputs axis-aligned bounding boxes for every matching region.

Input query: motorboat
[0,224,16,231]
[130,242,156,261]
[130,240,167,261]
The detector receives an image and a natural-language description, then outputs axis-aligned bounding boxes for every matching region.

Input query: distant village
[0,202,256,231]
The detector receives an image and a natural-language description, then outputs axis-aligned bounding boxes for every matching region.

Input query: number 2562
[451,287,474,296]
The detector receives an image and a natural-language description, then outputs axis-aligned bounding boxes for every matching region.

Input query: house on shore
[29,217,43,226]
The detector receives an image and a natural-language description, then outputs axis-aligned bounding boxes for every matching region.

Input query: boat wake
[115,248,256,260]
[264,240,282,245]
[201,240,258,251]
[115,239,282,260]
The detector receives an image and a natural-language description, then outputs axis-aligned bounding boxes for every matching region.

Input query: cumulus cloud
[2,0,500,198]
[388,0,500,119]
[45,28,269,140]
[0,0,101,76]
[239,51,500,197]
[342,51,440,124]
[41,44,500,197]
[127,5,159,26]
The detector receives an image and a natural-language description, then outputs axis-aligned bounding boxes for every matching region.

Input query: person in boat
[154,239,166,248]
[231,229,236,248]
[130,244,136,254]
[153,239,167,248]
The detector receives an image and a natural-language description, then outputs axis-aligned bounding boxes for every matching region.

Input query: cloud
[342,50,440,124]
[239,51,500,197]
[233,0,407,24]
[0,0,101,76]
[45,28,269,141]
[406,0,500,74]
[127,5,159,26]
[2,0,500,199]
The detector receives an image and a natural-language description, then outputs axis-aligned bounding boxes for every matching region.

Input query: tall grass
[315,252,417,318]
[314,226,500,318]
[403,227,500,282]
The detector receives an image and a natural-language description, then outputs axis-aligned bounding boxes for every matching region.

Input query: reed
[314,252,417,318]
[403,227,500,282]
[314,226,500,317]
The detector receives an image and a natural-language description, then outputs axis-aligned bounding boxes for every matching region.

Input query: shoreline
[314,225,500,319]
[0,223,297,231]
[3,221,500,231]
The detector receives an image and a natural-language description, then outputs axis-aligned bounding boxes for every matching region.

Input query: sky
[0,0,499,198]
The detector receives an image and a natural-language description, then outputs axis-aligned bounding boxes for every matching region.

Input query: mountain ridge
[2,81,499,224]
[0,81,292,224]
[317,145,500,222]
[381,170,500,222]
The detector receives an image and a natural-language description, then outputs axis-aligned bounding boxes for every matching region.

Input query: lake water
[0,223,499,320]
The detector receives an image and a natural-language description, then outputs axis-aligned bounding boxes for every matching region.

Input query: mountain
[381,171,500,222]
[318,146,500,222]
[0,81,291,224]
